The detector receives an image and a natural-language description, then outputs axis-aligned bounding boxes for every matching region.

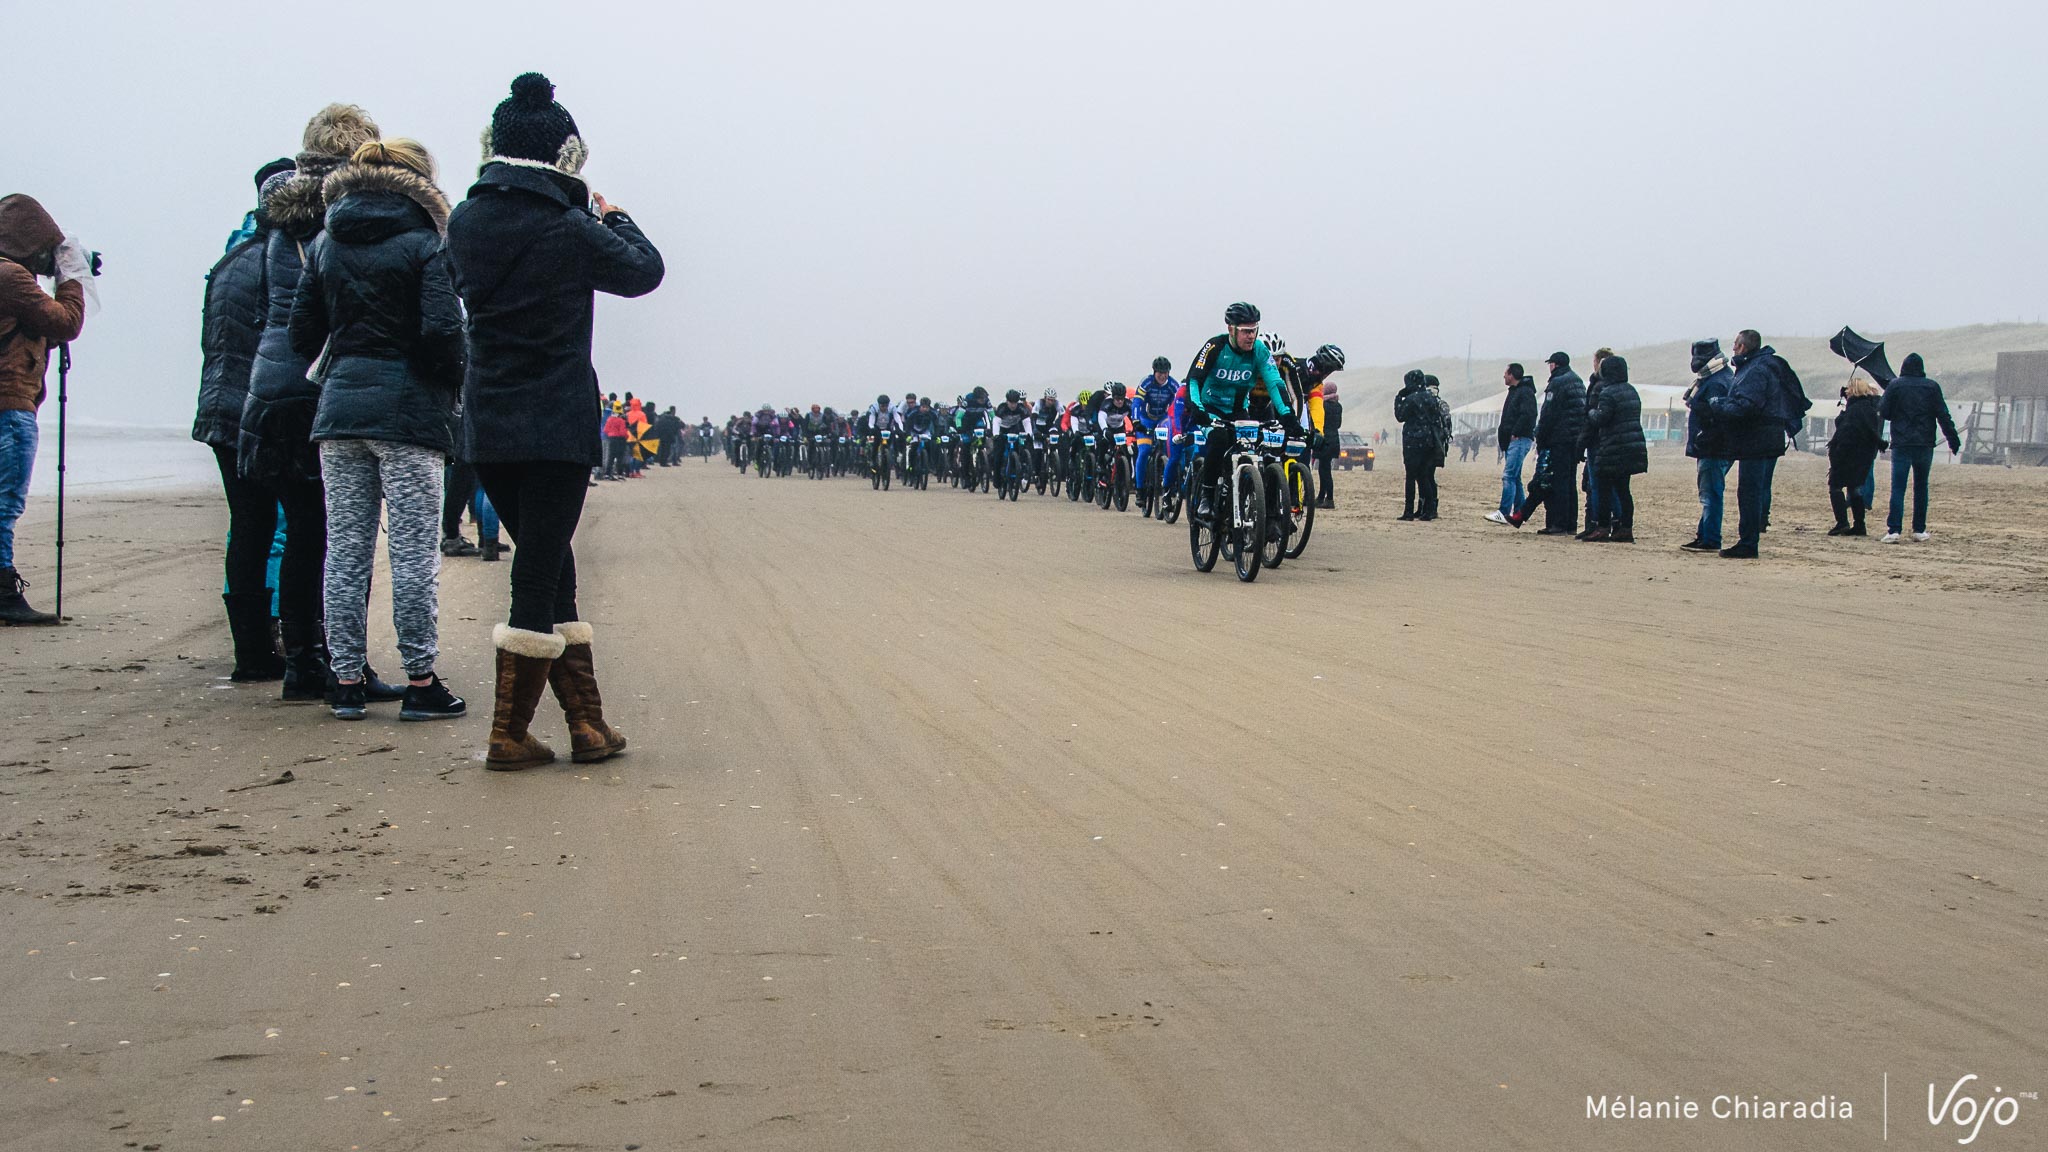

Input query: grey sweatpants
[319,439,444,681]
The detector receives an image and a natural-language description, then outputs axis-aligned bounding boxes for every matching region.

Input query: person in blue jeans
[0,193,90,625]
[1488,363,1536,524]
[1877,353,1960,542]
[1680,339,1735,551]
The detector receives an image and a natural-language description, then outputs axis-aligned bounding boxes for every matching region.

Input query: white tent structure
[1450,384,1698,444]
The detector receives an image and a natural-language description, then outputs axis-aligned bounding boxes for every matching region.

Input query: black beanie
[485,72,587,175]
[254,157,296,192]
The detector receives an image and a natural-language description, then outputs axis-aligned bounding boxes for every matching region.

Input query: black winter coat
[1316,398,1343,460]
[445,164,665,467]
[1878,373,1960,451]
[1587,379,1648,477]
[1532,366,1586,459]
[1709,347,1795,461]
[1498,380,1536,446]
[237,173,330,486]
[289,163,462,454]
[1395,386,1445,451]
[193,229,269,448]
[1684,365,1733,459]
[1827,394,1886,487]
[1580,376,1606,454]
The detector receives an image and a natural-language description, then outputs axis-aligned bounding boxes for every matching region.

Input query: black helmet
[973,385,988,400]
[1005,389,1021,403]
[1224,301,1261,327]
[876,394,889,406]
[1313,343,1346,372]
[1151,356,1172,373]
[1109,382,1127,399]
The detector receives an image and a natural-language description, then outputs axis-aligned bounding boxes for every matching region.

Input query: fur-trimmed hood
[264,172,330,240]
[323,161,451,234]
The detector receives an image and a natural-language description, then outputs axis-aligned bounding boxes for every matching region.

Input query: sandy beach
[3,451,2044,1151]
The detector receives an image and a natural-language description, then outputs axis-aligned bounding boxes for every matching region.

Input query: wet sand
[3,452,2044,1151]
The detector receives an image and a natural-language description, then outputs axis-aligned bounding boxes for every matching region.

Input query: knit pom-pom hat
[481,72,588,176]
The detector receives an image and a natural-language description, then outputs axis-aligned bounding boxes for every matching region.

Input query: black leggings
[442,461,478,538]
[1316,454,1334,502]
[1403,451,1438,515]
[476,461,589,633]
[213,445,278,600]
[266,472,326,627]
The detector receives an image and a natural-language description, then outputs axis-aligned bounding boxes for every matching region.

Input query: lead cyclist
[1184,301,1300,518]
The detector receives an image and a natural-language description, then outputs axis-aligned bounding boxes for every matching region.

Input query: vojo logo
[1929,1075,2030,1145]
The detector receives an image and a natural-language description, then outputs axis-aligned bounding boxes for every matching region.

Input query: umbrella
[628,417,661,462]
[1828,327,1895,387]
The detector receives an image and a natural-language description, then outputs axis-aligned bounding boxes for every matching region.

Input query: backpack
[1770,355,1811,434]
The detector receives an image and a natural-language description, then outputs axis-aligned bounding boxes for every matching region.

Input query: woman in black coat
[1827,378,1886,536]
[1584,354,1648,541]
[195,156,294,680]
[236,104,382,701]
[290,138,466,721]
[445,73,665,770]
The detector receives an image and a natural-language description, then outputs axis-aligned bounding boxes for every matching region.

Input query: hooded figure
[235,103,385,703]
[0,193,88,625]
[446,72,663,771]
[1827,378,1885,535]
[1583,354,1646,540]
[196,161,296,675]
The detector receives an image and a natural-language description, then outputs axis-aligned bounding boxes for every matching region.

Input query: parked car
[1338,431,1375,471]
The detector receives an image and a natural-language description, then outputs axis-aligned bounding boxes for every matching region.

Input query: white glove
[53,236,100,315]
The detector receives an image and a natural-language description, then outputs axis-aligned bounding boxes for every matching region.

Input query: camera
[87,251,103,277]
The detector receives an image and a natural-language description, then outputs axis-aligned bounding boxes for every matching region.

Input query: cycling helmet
[1077,389,1094,406]
[1224,301,1261,327]
[1151,356,1172,374]
[1313,343,1347,372]
[973,385,989,401]
[1263,332,1287,356]
[1108,382,1127,399]
[876,393,889,406]
[1042,387,1058,401]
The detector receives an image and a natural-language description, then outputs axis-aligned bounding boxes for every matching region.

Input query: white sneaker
[1484,510,1509,525]
[1881,532,1902,543]
[1912,531,1931,542]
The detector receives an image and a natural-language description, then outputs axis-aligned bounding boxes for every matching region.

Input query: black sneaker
[1719,544,1759,559]
[399,674,467,721]
[440,536,480,557]
[1679,538,1718,552]
[363,666,406,703]
[330,680,368,720]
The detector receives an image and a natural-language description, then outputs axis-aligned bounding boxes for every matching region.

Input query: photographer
[0,194,89,626]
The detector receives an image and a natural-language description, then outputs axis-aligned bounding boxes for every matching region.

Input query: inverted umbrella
[629,417,661,462]
[1828,327,1895,387]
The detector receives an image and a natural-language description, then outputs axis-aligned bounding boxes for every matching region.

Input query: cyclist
[859,393,900,477]
[1187,301,1299,517]
[904,396,940,478]
[1030,388,1062,481]
[1094,383,1136,497]
[1133,357,1177,500]
[955,386,993,481]
[991,389,1032,484]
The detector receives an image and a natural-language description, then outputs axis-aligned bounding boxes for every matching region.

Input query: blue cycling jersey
[1134,375,1177,427]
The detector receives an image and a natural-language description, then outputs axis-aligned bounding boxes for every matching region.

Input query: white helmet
[1262,332,1287,357]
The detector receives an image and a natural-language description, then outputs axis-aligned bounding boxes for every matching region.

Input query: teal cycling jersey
[1185,334,1291,420]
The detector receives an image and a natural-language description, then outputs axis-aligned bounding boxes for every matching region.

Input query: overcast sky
[12,0,2047,426]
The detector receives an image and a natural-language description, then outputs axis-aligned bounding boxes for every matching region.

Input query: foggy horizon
[11,0,2047,427]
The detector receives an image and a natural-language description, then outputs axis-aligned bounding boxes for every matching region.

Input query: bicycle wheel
[1112,457,1130,512]
[1284,460,1315,560]
[1190,492,1220,572]
[1259,464,1289,570]
[1233,462,1263,583]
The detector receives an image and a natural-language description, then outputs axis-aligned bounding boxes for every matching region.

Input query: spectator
[194,160,296,669]
[1877,353,1960,543]
[291,138,467,722]
[1827,377,1885,536]
[1395,370,1443,520]
[0,194,89,626]
[1577,348,1613,540]
[1680,339,1734,552]
[1584,354,1647,542]
[1486,363,1536,524]
[238,103,386,699]
[447,72,664,770]
[1315,382,1342,508]
[1506,352,1585,533]
[602,403,631,479]
[1709,330,1806,558]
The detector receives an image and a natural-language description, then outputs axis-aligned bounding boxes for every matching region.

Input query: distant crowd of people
[1425,332,1964,555]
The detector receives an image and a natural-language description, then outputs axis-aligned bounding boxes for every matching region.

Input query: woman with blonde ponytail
[288,134,467,721]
